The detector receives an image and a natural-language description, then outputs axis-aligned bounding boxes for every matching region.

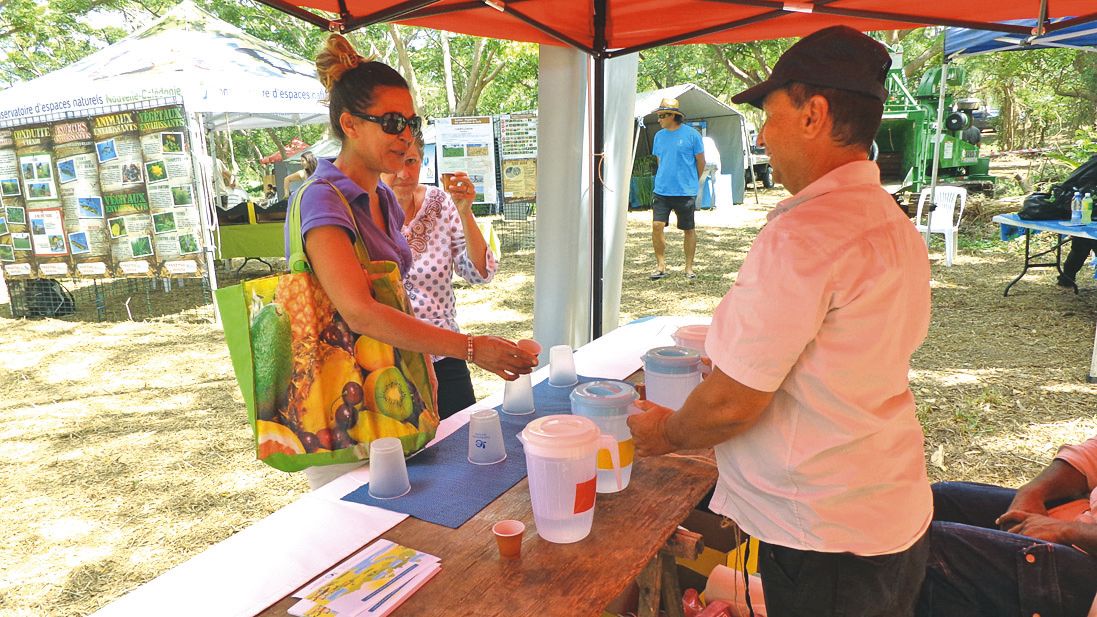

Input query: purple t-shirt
[285,157,413,276]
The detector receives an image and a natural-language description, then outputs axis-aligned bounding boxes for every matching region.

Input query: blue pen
[360,562,419,604]
[368,574,418,612]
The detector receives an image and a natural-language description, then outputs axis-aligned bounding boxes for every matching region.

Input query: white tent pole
[927,59,948,247]
[191,112,221,325]
[742,118,760,205]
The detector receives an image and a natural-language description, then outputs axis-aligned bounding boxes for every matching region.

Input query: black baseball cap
[732,26,891,109]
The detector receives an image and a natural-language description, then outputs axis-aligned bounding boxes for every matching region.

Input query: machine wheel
[759,164,774,188]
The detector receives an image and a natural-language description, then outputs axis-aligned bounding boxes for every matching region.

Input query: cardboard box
[676,509,758,593]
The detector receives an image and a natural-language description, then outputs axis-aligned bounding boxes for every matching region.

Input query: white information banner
[435,116,498,205]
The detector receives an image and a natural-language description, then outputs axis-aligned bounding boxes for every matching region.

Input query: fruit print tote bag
[216,178,439,472]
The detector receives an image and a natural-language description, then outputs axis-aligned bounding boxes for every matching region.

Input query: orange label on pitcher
[597,438,634,469]
[573,476,597,514]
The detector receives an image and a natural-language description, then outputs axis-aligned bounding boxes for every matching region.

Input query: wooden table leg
[636,556,663,617]
[636,528,704,617]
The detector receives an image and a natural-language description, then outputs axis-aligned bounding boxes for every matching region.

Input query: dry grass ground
[2,177,1096,616]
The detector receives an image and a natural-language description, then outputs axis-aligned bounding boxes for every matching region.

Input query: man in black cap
[629,26,932,616]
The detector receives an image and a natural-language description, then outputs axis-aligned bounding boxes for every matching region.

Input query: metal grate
[4,276,214,321]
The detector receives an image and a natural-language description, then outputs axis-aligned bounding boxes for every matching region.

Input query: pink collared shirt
[1052,437,1097,524]
[705,160,933,555]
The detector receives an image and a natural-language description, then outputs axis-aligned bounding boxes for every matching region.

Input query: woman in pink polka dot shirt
[382,131,496,418]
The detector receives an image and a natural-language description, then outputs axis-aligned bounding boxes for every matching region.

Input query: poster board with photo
[498,113,538,206]
[14,124,69,276]
[93,110,155,277]
[53,119,112,277]
[435,116,498,205]
[0,128,35,278]
[138,105,203,277]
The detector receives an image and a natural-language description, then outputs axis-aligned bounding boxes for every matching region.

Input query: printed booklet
[290,539,440,617]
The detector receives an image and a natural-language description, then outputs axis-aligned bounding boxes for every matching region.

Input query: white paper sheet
[90,495,406,617]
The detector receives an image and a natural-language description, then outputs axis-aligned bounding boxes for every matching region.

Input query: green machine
[875,54,994,197]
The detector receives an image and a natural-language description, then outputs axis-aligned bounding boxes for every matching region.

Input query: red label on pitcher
[573,476,597,514]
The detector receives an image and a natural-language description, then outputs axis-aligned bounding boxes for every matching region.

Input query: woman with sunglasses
[380,131,495,419]
[294,34,536,488]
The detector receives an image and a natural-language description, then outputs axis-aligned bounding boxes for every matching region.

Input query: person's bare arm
[998,459,1090,527]
[695,153,706,179]
[446,172,490,278]
[628,367,773,456]
[305,226,534,379]
[283,170,305,197]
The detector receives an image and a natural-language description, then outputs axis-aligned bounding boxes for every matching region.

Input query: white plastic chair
[914,185,967,266]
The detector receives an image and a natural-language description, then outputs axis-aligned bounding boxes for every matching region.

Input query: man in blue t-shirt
[650,98,705,280]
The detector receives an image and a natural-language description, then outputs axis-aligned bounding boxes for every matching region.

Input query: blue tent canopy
[946,18,1097,59]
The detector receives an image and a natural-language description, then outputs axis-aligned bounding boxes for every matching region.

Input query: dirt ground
[3,170,1097,616]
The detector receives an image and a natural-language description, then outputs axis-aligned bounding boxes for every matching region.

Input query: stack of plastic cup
[549,345,578,387]
[502,374,535,415]
[367,437,411,499]
[467,409,507,464]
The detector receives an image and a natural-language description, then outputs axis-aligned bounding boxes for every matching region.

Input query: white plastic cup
[518,415,620,543]
[468,409,507,465]
[570,380,638,493]
[642,346,702,410]
[367,437,411,499]
[548,345,578,387]
[502,373,535,416]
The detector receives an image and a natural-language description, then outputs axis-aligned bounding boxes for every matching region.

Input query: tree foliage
[4,0,1095,180]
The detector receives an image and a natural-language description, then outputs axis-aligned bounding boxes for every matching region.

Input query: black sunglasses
[348,111,422,135]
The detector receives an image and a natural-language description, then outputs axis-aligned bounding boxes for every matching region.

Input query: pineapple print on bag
[231,176,439,471]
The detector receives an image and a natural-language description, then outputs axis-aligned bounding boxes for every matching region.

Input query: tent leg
[591,7,606,340]
[925,60,949,248]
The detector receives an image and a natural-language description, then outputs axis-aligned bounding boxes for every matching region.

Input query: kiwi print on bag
[241,262,439,471]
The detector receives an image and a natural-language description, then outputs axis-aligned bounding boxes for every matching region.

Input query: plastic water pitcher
[642,346,702,410]
[671,324,711,375]
[570,380,640,494]
[518,415,620,544]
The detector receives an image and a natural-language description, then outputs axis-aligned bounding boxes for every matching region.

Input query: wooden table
[259,449,717,617]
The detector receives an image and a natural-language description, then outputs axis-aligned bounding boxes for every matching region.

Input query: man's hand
[1001,512,1072,544]
[1000,489,1050,527]
[627,400,676,457]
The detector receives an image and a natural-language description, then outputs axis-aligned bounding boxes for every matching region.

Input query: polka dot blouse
[401,185,497,339]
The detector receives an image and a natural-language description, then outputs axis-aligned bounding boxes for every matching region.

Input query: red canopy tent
[252,0,1097,339]
[259,137,311,165]
[256,1,1096,53]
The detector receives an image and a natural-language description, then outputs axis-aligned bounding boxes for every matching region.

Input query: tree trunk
[441,32,457,114]
[386,24,420,108]
[264,128,288,163]
[455,39,502,115]
[999,82,1016,150]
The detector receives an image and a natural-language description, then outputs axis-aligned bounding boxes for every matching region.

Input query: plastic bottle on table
[1071,191,1083,225]
[1083,192,1093,225]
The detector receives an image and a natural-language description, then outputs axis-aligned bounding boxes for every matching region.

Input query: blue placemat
[341,375,604,528]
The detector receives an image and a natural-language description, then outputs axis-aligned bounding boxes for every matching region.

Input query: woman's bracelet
[466,334,475,363]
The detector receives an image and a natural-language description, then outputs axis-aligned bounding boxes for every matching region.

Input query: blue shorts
[652,194,695,230]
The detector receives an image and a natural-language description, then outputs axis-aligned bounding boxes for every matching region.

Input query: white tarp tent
[634,84,747,206]
[0,0,327,131]
[0,1,330,305]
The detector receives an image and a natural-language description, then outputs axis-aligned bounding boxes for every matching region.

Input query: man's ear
[801,94,831,140]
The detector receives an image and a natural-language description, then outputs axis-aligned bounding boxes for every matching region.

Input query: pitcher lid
[642,345,701,374]
[520,415,600,450]
[570,380,637,409]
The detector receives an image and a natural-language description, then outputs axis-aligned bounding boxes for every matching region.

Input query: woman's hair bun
[316,33,374,91]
